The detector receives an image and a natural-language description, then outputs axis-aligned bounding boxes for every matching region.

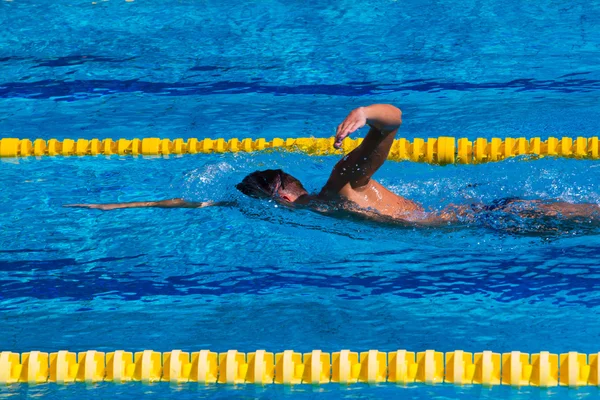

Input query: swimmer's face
[236,169,307,203]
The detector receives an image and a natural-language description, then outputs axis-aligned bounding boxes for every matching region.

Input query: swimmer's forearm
[147,199,210,208]
[363,104,402,132]
[64,201,164,210]
[64,199,232,211]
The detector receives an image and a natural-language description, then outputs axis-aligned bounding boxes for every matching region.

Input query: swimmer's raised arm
[321,104,402,194]
[64,198,233,211]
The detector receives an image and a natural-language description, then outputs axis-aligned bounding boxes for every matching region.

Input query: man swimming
[67,104,600,225]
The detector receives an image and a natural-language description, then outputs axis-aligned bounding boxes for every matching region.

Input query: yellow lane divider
[0,136,598,164]
[1,349,599,387]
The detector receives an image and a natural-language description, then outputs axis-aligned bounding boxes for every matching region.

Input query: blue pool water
[1,0,600,398]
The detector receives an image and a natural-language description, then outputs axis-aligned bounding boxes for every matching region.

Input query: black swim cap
[236,169,284,198]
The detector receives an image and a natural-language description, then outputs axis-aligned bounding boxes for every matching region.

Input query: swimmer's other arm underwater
[65,104,600,224]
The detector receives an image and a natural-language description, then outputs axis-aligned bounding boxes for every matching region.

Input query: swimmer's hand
[334,105,402,149]
[64,199,231,211]
[334,107,368,149]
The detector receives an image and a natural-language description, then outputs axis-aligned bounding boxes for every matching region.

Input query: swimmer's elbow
[364,104,402,132]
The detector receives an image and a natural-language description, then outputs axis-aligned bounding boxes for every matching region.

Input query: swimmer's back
[332,179,423,219]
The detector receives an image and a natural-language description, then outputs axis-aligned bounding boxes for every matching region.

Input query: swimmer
[66,104,600,225]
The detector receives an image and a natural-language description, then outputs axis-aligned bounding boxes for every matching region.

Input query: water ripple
[1,244,600,307]
[1,77,599,102]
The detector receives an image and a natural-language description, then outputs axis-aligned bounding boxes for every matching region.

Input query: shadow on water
[1,76,600,101]
[1,237,599,307]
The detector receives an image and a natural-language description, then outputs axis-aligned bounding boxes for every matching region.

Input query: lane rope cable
[0,136,599,164]
[1,349,599,387]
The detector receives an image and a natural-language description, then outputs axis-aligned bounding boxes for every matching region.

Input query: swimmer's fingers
[334,129,351,149]
[334,108,367,149]
[335,120,351,139]
[334,123,362,149]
